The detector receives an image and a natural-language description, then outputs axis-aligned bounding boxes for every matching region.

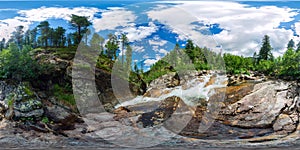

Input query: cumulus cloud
[93,8,136,32]
[0,6,100,40]
[122,22,158,42]
[93,9,157,42]
[18,6,100,21]
[147,1,299,57]
[0,19,31,40]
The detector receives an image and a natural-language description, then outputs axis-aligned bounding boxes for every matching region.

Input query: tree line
[0,14,91,51]
[225,35,300,78]
[142,35,300,84]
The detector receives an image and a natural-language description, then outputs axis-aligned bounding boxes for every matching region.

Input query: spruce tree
[287,39,295,49]
[258,35,273,61]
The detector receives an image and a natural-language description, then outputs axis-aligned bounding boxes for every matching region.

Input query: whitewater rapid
[115,73,228,108]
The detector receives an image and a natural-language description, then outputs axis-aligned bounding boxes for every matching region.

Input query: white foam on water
[115,73,227,108]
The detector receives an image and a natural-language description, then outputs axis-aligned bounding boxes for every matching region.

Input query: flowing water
[115,73,228,108]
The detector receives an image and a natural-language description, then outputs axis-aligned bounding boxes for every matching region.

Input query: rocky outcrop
[0,82,44,120]
[227,71,266,86]
[220,81,300,136]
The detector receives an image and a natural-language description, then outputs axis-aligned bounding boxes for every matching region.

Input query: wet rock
[143,88,171,98]
[204,74,216,87]
[137,96,182,127]
[149,72,180,89]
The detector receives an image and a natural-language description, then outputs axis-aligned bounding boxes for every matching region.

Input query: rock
[204,74,216,87]
[14,99,42,113]
[238,132,255,139]
[222,81,290,128]
[0,82,45,121]
[143,88,171,98]
[45,105,77,124]
[137,96,183,127]
[14,109,44,119]
[149,72,180,89]
[273,114,296,134]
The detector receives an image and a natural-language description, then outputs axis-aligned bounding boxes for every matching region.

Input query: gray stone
[45,105,76,123]
[14,109,44,118]
[223,81,290,128]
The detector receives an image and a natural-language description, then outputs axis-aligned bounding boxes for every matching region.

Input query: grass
[53,84,76,106]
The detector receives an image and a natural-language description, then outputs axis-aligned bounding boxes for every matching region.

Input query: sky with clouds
[1,1,300,68]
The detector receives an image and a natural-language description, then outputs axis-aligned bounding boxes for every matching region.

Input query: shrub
[0,44,43,81]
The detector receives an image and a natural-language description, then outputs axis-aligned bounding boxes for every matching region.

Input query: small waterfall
[115,73,228,108]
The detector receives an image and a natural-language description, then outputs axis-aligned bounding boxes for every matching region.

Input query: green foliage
[23,85,34,97]
[53,84,76,106]
[51,47,77,60]
[258,35,273,62]
[0,43,43,81]
[277,48,300,77]
[7,93,15,107]
[256,60,275,75]
[70,14,92,44]
[105,34,119,60]
[287,39,295,49]
[223,53,254,74]
[41,117,50,124]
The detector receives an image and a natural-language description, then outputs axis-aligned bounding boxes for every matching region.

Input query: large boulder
[221,81,294,129]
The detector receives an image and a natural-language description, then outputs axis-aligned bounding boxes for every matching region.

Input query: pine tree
[0,38,5,51]
[287,39,295,49]
[185,39,194,59]
[296,41,300,52]
[30,28,38,48]
[105,33,119,60]
[70,14,91,44]
[121,33,129,65]
[37,21,50,47]
[258,35,273,62]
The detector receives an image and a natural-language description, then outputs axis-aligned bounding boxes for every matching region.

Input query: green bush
[41,117,49,124]
[0,43,43,81]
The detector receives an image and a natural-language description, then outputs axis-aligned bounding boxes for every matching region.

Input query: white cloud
[0,19,31,40]
[0,8,18,12]
[143,54,150,59]
[295,22,300,37]
[122,22,158,42]
[144,58,159,66]
[147,1,299,57]
[93,8,136,32]
[0,6,100,40]
[93,9,157,42]
[149,39,168,46]
[131,45,145,53]
[159,49,169,55]
[18,6,100,21]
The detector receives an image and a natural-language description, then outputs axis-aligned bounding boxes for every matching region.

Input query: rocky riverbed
[0,70,300,149]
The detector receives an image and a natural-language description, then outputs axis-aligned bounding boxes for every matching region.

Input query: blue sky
[1,1,300,69]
